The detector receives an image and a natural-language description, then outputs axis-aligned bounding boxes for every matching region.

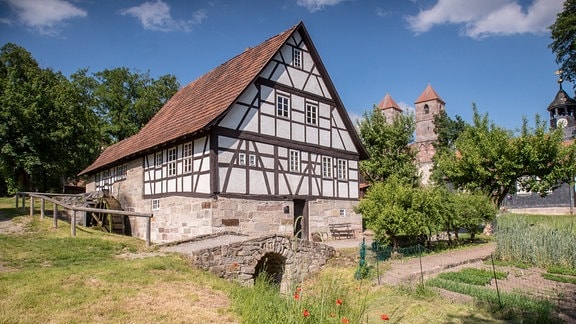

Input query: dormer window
[293,48,302,68]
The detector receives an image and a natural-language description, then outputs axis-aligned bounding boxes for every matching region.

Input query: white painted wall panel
[349,169,358,181]
[304,76,322,96]
[240,108,259,132]
[219,136,238,150]
[223,168,245,193]
[340,131,357,153]
[256,142,274,155]
[196,174,210,193]
[250,170,268,194]
[302,50,312,72]
[167,178,176,192]
[271,65,290,86]
[277,119,291,139]
[319,129,331,146]
[292,123,304,142]
[261,115,275,136]
[260,64,276,80]
[332,112,345,129]
[219,105,247,129]
[338,182,348,199]
[182,175,192,192]
[306,126,318,145]
[291,68,308,90]
[319,117,330,129]
[323,180,333,197]
[319,78,331,99]
[200,157,210,172]
[292,110,304,123]
[332,129,344,150]
[219,151,234,164]
[194,137,207,155]
[261,102,274,116]
[349,181,359,198]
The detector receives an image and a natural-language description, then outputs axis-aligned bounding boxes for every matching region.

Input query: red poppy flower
[342,318,349,324]
[303,309,310,317]
[296,287,302,292]
[381,314,390,320]
[294,293,300,300]
[336,298,343,306]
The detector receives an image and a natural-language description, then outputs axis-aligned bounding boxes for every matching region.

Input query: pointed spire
[377,93,402,112]
[415,83,444,104]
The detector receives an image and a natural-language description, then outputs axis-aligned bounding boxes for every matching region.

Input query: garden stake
[419,244,424,285]
[490,253,502,309]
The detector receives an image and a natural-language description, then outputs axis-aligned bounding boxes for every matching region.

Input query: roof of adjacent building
[415,83,444,104]
[80,21,367,175]
[377,93,402,112]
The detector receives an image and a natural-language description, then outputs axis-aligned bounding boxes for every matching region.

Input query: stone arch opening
[253,252,286,286]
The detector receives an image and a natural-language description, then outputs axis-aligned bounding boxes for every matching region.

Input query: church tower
[547,71,576,141]
[377,93,402,122]
[414,84,445,184]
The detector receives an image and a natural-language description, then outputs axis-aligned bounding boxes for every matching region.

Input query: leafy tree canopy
[357,108,420,186]
[433,105,574,208]
[74,67,180,146]
[0,43,100,193]
[549,0,576,83]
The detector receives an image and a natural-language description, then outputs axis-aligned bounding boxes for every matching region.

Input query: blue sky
[0,0,567,132]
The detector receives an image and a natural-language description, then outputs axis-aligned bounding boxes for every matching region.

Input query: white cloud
[406,0,564,38]
[120,0,206,32]
[2,0,87,36]
[296,0,349,13]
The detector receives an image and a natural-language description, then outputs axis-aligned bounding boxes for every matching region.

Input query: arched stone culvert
[253,252,286,286]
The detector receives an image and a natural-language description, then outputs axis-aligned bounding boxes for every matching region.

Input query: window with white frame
[152,199,160,210]
[306,103,317,125]
[183,142,193,173]
[155,152,163,166]
[167,147,177,176]
[322,156,332,178]
[238,153,246,166]
[249,154,257,167]
[337,159,348,180]
[277,94,290,118]
[293,48,302,68]
[289,150,300,172]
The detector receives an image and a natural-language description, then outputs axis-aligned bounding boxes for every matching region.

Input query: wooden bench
[329,223,355,239]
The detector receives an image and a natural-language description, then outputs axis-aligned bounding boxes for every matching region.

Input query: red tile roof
[415,83,444,104]
[377,93,402,112]
[80,23,300,175]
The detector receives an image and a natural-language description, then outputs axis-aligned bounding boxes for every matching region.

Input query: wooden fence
[15,192,153,247]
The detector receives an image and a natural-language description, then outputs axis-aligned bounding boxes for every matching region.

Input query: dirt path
[379,242,496,286]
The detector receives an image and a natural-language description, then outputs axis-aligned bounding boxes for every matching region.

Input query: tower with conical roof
[377,93,402,122]
[414,84,445,184]
[548,72,576,140]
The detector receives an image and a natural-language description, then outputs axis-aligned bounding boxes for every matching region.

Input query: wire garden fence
[355,239,575,322]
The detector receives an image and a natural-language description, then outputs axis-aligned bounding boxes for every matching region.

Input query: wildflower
[381,314,390,321]
[294,292,300,300]
[296,287,302,292]
[342,318,349,324]
[303,309,310,317]
[336,298,343,306]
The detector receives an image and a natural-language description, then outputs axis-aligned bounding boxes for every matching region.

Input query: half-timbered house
[79,22,368,243]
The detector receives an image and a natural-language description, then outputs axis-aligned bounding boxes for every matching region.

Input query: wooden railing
[15,192,153,247]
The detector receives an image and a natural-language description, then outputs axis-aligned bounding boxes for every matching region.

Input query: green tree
[452,191,496,241]
[431,110,467,184]
[434,106,572,208]
[356,176,422,250]
[85,67,179,145]
[0,43,100,193]
[357,108,419,185]
[549,0,576,83]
